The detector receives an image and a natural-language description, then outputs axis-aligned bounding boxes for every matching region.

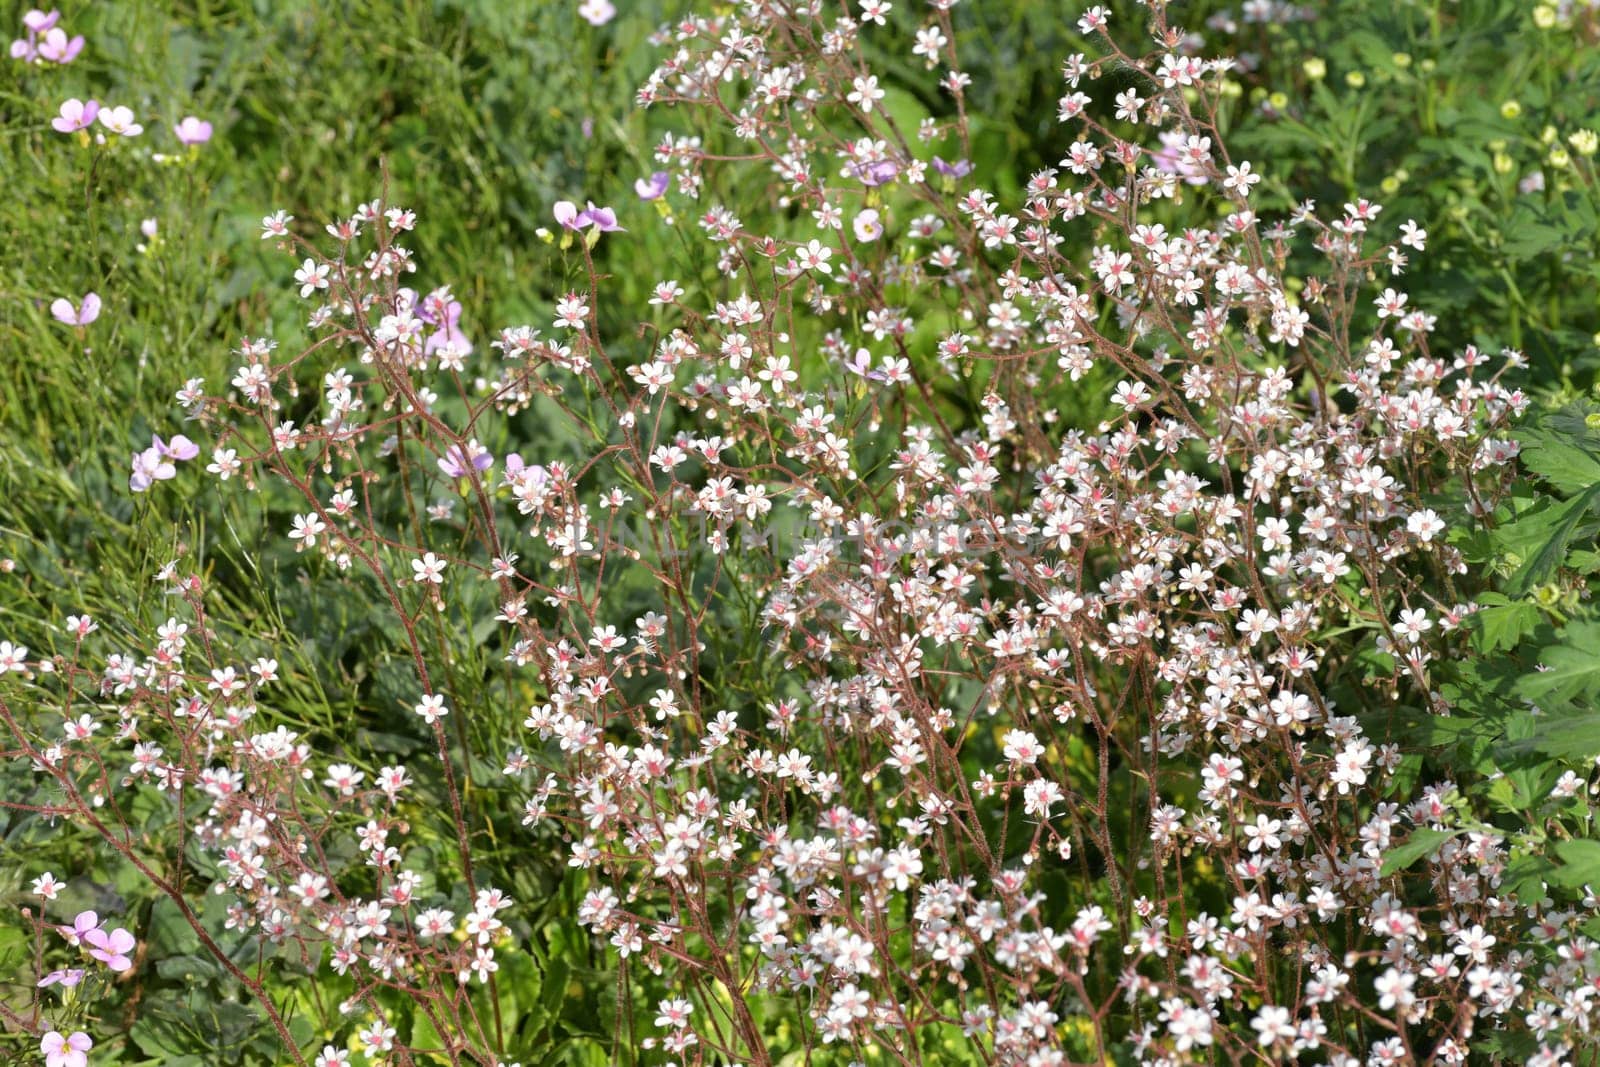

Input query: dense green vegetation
[5,1,1600,1063]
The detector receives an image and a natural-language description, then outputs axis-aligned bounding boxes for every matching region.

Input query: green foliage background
[2,0,1600,1062]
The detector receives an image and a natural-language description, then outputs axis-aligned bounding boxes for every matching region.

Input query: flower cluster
[9,8,82,65]
[18,906,144,1067]
[5,2,1598,1066]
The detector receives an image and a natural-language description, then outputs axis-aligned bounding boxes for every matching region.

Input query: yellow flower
[1533,4,1557,28]
[1345,70,1366,89]
[1392,52,1412,69]
[1548,146,1572,169]
[1569,129,1599,157]
[1542,125,1560,145]
[1500,100,1522,120]
[1303,57,1326,81]
[1268,90,1289,110]
[1493,152,1515,175]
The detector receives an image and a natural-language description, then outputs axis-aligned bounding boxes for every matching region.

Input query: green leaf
[1504,485,1600,595]
[1516,417,1600,494]
[1499,209,1568,262]
[1525,438,1600,493]
[1520,622,1600,705]
[1381,828,1461,875]
[1500,853,1558,900]
[1469,593,1544,654]
[1504,710,1600,762]
[147,896,204,959]
[1552,839,1600,888]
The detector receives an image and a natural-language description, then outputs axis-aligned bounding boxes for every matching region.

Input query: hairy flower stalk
[4,2,1594,1066]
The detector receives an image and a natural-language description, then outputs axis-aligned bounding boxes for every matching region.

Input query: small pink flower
[554,199,624,233]
[553,200,583,230]
[41,1031,92,1067]
[84,925,136,972]
[97,105,142,137]
[155,434,200,461]
[853,159,899,187]
[23,10,61,34]
[57,910,99,946]
[36,25,82,63]
[172,115,212,145]
[438,440,494,479]
[37,968,85,988]
[130,446,175,493]
[635,171,670,200]
[52,98,99,133]
[582,201,623,231]
[578,0,616,26]
[50,292,100,326]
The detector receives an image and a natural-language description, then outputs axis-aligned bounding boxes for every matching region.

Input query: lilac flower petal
[635,171,670,200]
[162,434,200,461]
[554,200,584,230]
[584,202,624,232]
[855,159,899,187]
[24,10,61,33]
[173,116,213,145]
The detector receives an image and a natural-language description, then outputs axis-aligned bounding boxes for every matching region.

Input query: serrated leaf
[1516,419,1600,495]
[1381,828,1461,875]
[1470,596,1544,654]
[1505,710,1600,762]
[1505,484,1600,595]
[1500,853,1558,900]
[1520,622,1600,704]
[1552,839,1600,888]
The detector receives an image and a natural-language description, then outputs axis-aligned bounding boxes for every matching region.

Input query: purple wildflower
[85,925,136,971]
[635,171,671,200]
[131,434,198,492]
[155,434,200,461]
[11,9,73,64]
[52,98,98,133]
[50,292,100,326]
[41,1032,92,1067]
[37,968,85,988]
[424,300,472,357]
[853,159,900,187]
[36,25,82,63]
[438,440,494,479]
[554,200,625,233]
[57,910,99,946]
[131,446,175,492]
[173,116,213,145]
[24,9,61,33]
